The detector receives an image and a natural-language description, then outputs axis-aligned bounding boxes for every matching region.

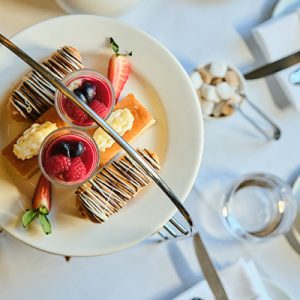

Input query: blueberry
[81,81,96,103]
[69,141,85,158]
[52,141,71,157]
[73,88,87,103]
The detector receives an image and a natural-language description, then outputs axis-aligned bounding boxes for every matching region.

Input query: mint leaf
[39,214,52,235]
[110,37,119,55]
[22,209,37,227]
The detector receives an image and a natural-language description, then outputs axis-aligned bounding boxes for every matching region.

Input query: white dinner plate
[0,15,203,256]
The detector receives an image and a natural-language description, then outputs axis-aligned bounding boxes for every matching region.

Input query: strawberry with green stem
[108,37,132,102]
[22,174,52,235]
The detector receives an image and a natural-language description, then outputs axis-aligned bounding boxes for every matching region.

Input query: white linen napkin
[173,259,271,300]
[253,11,300,110]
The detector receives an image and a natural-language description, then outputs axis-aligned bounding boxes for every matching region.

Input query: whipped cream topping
[76,149,160,223]
[13,121,57,160]
[93,108,134,152]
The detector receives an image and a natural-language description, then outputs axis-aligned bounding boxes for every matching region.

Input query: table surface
[1,0,300,299]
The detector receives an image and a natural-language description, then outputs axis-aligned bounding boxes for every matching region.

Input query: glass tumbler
[39,127,99,187]
[222,173,297,241]
[55,69,115,129]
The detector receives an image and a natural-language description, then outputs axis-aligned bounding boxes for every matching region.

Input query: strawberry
[89,99,108,117]
[45,154,71,176]
[64,100,88,124]
[22,175,52,235]
[64,157,87,182]
[107,37,132,102]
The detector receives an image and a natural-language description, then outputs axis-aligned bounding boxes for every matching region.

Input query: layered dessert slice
[2,94,155,178]
[9,46,83,122]
[91,93,156,167]
[2,107,67,178]
[76,149,160,223]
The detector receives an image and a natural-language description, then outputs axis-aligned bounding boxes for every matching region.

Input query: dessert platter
[0,15,203,256]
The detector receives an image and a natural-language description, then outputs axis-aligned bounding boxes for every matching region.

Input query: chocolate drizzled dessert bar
[76,149,160,223]
[9,46,83,122]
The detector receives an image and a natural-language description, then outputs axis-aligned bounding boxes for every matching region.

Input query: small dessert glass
[55,69,115,129]
[38,127,99,187]
[221,173,297,242]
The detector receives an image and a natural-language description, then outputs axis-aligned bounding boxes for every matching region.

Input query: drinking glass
[221,173,296,241]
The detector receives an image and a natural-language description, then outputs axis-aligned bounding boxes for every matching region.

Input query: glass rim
[54,68,115,130]
[222,172,294,241]
[38,127,99,187]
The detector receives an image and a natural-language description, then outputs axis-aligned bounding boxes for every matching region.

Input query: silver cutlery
[0,34,228,300]
[157,217,190,240]
[244,51,300,79]
[236,93,281,140]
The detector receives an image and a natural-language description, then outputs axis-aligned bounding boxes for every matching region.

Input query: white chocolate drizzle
[76,149,160,223]
[10,46,83,121]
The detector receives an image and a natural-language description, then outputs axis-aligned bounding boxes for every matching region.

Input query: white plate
[0,15,203,256]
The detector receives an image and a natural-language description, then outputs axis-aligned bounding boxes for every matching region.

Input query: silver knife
[194,232,228,300]
[244,51,300,80]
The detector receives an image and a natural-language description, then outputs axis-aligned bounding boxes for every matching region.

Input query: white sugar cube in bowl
[216,82,234,100]
[209,62,228,78]
[201,100,215,116]
[190,62,246,120]
[190,71,203,89]
[200,84,220,103]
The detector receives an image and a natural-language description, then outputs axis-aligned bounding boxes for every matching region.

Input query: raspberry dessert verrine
[55,69,115,128]
[39,128,99,186]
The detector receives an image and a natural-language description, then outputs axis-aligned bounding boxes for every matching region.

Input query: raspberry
[45,155,71,176]
[64,100,88,124]
[64,157,87,182]
[89,100,108,117]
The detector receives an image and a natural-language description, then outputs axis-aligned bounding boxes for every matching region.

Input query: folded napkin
[173,259,271,300]
[253,11,300,110]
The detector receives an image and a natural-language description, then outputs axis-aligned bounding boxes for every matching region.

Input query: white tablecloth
[1,0,300,299]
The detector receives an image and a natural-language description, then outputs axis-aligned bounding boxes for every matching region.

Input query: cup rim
[222,172,294,241]
[54,68,115,129]
[38,127,99,187]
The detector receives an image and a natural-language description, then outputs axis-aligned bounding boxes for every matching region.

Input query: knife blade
[193,232,228,300]
[244,51,300,80]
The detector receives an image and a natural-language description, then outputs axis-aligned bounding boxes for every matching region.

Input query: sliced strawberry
[22,174,52,235]
[107,37,132,102]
